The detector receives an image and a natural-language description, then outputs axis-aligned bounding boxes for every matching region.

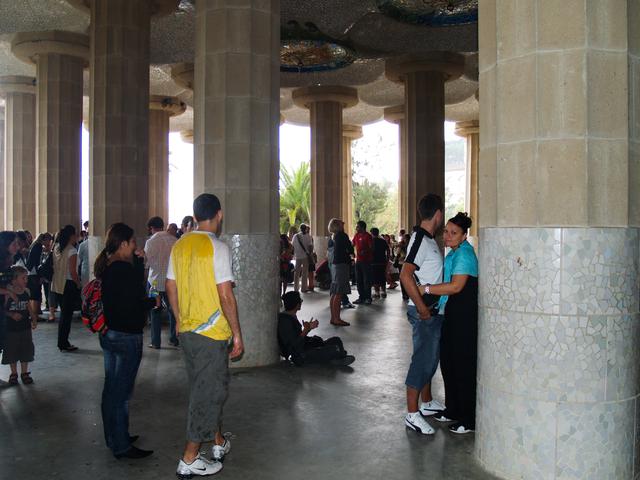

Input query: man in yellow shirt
[166,193,244,478]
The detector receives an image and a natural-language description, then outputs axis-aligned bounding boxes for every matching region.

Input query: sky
[81,120,462,225]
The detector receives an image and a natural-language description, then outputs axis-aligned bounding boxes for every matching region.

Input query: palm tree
[280,163,310,232]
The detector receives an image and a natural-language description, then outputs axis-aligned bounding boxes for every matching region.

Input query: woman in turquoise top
[421,212,478,434]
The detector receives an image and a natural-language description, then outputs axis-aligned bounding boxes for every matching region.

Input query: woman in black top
[25,232,53,315]
[0,232,20,365]
[94,223,155,460]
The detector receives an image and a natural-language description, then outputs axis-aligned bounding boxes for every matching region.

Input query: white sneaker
[404,412,435,435]
[419,399,445,416]
[211,438,231,461]
[432,413,454,422]
[449,423,474,434]
[176,454,222,478]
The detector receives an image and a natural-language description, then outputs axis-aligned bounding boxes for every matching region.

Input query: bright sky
[81,121,461,224]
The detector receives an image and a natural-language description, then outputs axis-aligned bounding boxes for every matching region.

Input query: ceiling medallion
[281,21,356,73]
[376,0,478,26]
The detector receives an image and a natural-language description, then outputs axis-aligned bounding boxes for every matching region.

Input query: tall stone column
[477,2,639,479]
[341,125,362,236]
[0,76,36,232]
[0,105,4,230]
[11,31,89,234]
[386,54,464,228]
[148,95,185,221]
[384,105,407,231]
[454,120,479,241]
[194,0,280,367]
[292,86,358,258]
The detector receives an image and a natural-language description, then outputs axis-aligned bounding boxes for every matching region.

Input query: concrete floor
[0,288,498,480]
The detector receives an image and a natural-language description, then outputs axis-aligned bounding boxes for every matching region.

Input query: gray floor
[0,288,498,480]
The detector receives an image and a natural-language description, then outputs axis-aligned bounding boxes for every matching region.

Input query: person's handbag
[36,253,53,282]
[296,234,317,271]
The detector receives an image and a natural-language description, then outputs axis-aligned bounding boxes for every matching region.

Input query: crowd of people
[0,191,479,477]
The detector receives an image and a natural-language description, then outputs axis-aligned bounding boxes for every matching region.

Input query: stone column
[148,95,185,221]
[0,76,36,232]
[454,120,479,241]
[341,125,362,236]
[477,2,639,479]
[0,105,4,230]
[384,105,407,231]
[386,53,464,228]
[292,86,358,258]
[11,31,89,234]
[194,0,280,367]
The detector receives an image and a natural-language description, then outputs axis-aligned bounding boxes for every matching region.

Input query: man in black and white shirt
[399,194,446,435]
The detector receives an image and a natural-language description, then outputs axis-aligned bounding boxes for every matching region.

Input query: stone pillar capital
[454,120,479,137]
[385,52,465,84]
[292,86,358,110]
[0,76,36,97]
[171,63,194,91]
[383,104,405,124]
[149,95,186,116]
[67,0,179,16]
[11,31,89,66]
[343,124,363,140]
[180,129,193,144]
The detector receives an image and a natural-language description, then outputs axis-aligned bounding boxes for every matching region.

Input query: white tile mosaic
[476,386,556,480]
[479,227,561,314]
[477,306,513,393]
[556,399,635,479]
[560,228,639,316]
[606,315,640,401]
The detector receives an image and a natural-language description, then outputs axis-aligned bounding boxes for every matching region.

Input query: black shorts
[27,276,42,303]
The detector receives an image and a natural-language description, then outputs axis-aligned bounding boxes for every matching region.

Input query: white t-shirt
[292,232,314,259]
[65,246,78,281]
[166,231,234,285]
[405,228,443,306]
[145,231,177,291]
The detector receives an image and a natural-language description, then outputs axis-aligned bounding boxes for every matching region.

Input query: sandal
[8,373,18,385]
[20,372,34,385]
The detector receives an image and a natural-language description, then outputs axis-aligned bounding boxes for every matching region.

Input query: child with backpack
[2,265,37,385]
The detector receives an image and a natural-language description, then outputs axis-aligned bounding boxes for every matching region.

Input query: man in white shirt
[145,216,178,348]
[292,223,314,293]
[399,194,446,435]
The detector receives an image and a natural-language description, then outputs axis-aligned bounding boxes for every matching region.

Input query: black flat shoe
[130,435,139,443]
[114,446,153,459]
[59,345,78,352]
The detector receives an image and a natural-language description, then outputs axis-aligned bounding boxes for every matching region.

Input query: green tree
[279,162,310,233]
[352,179,388,231]
[445,186,465,223]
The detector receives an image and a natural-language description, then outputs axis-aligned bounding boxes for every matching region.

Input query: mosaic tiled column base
[476,227,640,480]
[221,233,280,368]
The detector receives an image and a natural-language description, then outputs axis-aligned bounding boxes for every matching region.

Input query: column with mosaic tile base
[477,1,640,478]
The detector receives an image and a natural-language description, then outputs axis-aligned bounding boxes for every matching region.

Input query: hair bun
[451,211,473,231]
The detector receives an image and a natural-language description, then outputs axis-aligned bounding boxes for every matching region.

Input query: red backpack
[81,278,108,335]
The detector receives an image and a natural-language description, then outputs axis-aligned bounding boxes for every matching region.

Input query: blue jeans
[149,291,177,347]
[99,329,143,455]
[405,306,443,391]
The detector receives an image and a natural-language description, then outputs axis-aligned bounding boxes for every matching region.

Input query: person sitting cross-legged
[278,291,355,367]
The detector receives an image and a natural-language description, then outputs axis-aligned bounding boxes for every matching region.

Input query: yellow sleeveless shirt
[171,232,232,341]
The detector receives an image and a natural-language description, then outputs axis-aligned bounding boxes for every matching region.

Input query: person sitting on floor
[277,291,355,367]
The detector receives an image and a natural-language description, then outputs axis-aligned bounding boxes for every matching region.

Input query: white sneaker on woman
[176,454,222,478]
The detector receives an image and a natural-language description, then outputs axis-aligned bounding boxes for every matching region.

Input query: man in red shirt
[352,220,373,305]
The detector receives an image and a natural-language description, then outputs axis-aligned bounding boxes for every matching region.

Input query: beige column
[0,105,4,230]
[386,54,464,227]
[341,125,362,236]
[180,129,193,144]
[0,76,36,232]
[148,95,185,221]
[292,86,358,249]
[194,0,280,367]
[384,105,407,231]
[454,120,479,239]
[11,31,88,233]
[478,2,638,479]
[68,0,178,238]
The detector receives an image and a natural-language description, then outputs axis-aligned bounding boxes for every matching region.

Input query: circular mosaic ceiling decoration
[376,0,477,26]
[281,20,356,73]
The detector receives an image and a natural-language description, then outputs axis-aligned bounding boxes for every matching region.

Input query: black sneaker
[329,355,355,367]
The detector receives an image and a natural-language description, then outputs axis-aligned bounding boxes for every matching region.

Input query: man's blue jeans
[405,306,443,391]
[99,330,143,456]
[150,291,177,347]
